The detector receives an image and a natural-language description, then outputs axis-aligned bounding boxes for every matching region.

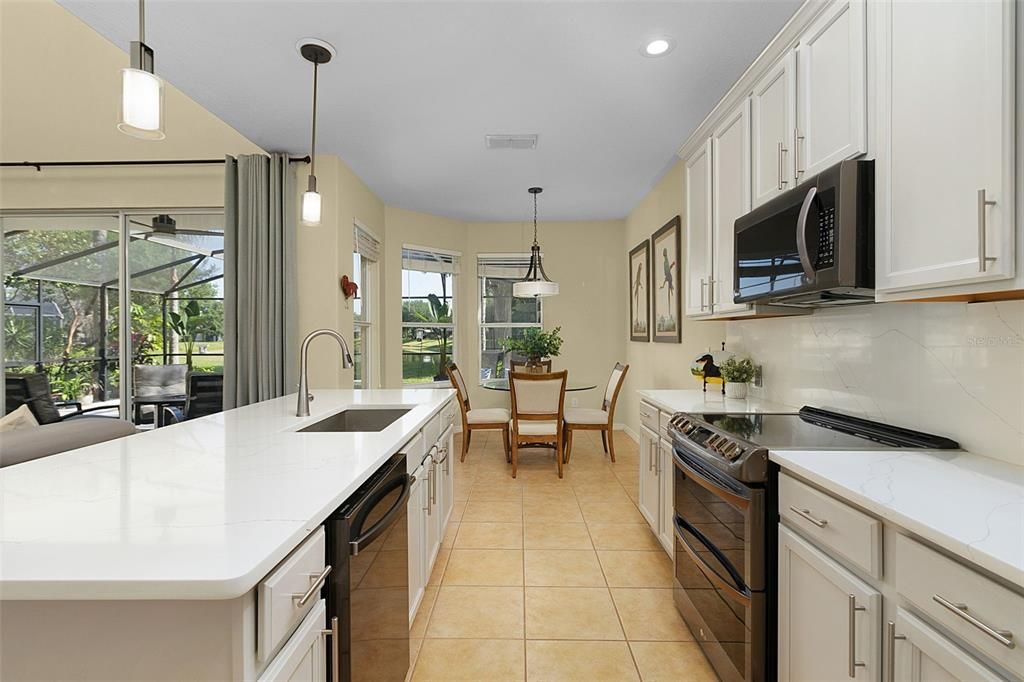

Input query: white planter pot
[724,382,748,399]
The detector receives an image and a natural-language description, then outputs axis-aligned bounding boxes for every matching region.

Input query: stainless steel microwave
[733,159,874,307]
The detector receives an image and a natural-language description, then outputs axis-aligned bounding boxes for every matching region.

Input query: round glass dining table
[480,378,598,392]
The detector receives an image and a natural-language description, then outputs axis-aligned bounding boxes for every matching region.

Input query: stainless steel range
[667,407,960,682]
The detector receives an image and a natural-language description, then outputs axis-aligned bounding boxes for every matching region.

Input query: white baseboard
[617,424,639,444]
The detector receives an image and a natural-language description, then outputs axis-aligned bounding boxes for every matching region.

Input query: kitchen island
[0,388,456,681]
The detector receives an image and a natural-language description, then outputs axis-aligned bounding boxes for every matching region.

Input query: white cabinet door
[637,426,660,532]
[876,0,1016,293]
[258,600,327,682]
[711,98,753,315]
[684,138,715,317]
[751,50,796,207]
[657,438,675,555]
[407,469,427,622]
[423,456,441,572]
[778,526,881,682]
[437,426,455,529]
[890,608,1004,682]
[796,0,867,179]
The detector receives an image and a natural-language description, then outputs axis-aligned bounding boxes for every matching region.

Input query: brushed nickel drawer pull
[321,615,340,682]
[933,594,1015,649]
[848,594,866,678]
[977,189,997,272]
[293,564,332,607]
[886,621,906,682]
[789,505,828,528]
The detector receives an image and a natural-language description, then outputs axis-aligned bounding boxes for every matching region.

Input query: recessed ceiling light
[642,38,674,57]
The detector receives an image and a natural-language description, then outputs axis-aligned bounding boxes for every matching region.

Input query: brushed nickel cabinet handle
[777,142,786,190]
[699,278,707,311]
[321,615,340,682]
[293,564,332,607]
[789,505,828,528]
[977,189,997,272]
[795,128,805,177]
[849,594,866,678]
[933,594,1015,648]
[886,621,906,682]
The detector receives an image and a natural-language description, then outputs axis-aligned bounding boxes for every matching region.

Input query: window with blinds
[478,254,542,381]
[352,224,380,388]
[401,245,459,385]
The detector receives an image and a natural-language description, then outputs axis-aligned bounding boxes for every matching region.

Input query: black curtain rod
[1,156,311,171]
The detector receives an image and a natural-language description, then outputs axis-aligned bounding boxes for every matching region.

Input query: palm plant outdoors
[168,299,203,370]
[411,293,453,380]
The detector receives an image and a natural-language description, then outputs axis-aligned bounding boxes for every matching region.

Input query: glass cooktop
[690,407,961,451]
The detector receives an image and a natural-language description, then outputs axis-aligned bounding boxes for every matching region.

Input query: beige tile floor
[408,429,718,682]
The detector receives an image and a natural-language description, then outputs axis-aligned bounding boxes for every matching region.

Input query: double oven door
[672,444,771,682]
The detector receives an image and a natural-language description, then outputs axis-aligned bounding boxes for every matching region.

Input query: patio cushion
[5,373,62,425]
[134,365,187,398]
[467,407,509,424]
[564,407,608,425]
[514,420,559,436]
[0,404,39,432]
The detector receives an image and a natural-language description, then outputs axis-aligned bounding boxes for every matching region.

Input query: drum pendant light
[513,187,559,298]
[299,40,335,226]
[118,0,164,140]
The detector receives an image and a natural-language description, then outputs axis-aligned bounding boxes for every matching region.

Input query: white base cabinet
[890,608,1005,682]
[778,525,882,682]
[636,405,675,557]
[638,424,661,531]
[258,600,329,682]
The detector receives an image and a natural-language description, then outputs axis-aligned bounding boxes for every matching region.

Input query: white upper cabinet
[875,0,1016,294]
[795,0,867,180]
[711,99,753,315]
[684,138,714,317]
[751,50,797,207]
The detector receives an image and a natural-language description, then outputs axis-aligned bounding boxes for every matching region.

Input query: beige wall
[0,0,264,210]
[295,156,386,389]
[381,208,628,414]
[621,160,725,435]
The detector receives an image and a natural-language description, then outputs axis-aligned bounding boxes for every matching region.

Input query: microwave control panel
[816,205,836,268]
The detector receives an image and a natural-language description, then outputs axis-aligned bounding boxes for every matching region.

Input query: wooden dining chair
[563,362,629,463]
[510,359,553,373]
[446,363,511,463]
[508,370,568,478]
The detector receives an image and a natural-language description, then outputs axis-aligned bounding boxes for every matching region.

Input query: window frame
[477,254,543,384]
[400,244,459,388]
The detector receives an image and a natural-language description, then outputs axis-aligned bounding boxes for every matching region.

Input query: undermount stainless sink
[297,408,411,433]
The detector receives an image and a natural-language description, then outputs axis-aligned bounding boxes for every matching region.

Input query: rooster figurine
[341,275,359,305]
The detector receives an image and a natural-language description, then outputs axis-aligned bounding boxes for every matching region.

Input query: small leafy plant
[500,326,563,362]
[169,300,203,369]
[719,356,755,383]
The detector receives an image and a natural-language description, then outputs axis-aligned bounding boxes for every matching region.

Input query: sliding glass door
[1,209,224,425]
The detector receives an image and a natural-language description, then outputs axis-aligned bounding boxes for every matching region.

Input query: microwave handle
[796,186,817,280]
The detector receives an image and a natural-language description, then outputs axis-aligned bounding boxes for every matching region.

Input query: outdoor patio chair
[163,373,224,424]
[132,364,187,425]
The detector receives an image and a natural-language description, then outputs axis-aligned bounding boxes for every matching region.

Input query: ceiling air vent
[485,134,538,150]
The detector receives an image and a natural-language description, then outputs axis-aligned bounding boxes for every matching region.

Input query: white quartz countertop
[770,449,1024,588]
[0,389,454,601]
[637,389,793,416]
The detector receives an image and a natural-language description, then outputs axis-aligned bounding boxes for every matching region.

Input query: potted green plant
[499,326,563,372]
[719,356,755,399]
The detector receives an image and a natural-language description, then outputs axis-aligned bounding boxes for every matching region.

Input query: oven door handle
[349,474,413,556]
[674,515,752,607]
[796,185,817,281]
[673,450,750,510]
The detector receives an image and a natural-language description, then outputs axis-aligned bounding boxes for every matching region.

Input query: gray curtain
[223,154,297,409]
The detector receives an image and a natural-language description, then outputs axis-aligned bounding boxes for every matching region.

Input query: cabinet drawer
[258,527,327,660]
[639,401,659,434]
[440,399,457,431]
[658,411,673,441]
[423,412,442,450]
[779,473,881,578]
[891,533,1023,673]
[402,432,426,474]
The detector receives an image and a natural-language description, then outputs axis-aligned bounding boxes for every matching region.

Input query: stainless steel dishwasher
[325,453,413,682]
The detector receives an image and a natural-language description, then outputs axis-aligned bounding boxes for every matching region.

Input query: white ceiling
[57,0,801,222]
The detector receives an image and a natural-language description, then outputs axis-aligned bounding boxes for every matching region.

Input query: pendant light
[118,0,164,140]
[513,187,559,298]
[298,39,335,226]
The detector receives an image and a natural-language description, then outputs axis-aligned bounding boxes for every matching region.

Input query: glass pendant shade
[513,279,559,298]
[301,189,322,226]
[118,68,164,140]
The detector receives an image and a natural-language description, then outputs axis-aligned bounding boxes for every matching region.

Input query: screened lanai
[2,211,225,419]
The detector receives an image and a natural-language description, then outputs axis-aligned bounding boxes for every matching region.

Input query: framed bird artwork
[651,216,681,343]
[629,240,650,342]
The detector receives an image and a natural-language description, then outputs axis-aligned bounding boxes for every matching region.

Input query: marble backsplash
[727,300,1024,466]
